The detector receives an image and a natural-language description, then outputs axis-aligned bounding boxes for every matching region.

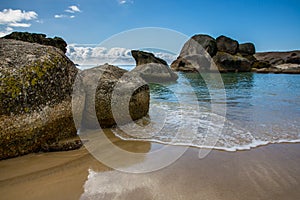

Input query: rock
[80,64,150,128]
[3,32,67,53]
[213,52,252,72]
[41,139,83,152]
[252,61,271,69]
[189,34,218,57]
[216,35,239,55]
[254,51,300,66]
[171,55,212,72]
[253,51,300,73]
[0,39,78,159]
[131,50,178,82]
[170,35,215,72]
[238,43,256,56]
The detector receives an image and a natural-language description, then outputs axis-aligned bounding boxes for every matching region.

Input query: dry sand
[0,130,299,200]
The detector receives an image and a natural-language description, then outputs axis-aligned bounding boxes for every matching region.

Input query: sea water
[80,65,300,151]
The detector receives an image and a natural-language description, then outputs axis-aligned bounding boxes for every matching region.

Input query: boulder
[238,43,256,56]
[0,39,78,159]
[170,35,215,72]
[216,35,239,55]
[131,50,178,82]
[213,52,252,72]
[3,32,67,53]
[183,34,217,57]
[80,64,150,128]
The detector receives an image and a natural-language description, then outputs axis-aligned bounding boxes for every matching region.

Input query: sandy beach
[0,130,299,200]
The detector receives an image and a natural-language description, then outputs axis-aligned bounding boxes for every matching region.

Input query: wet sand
[0,130,300,200]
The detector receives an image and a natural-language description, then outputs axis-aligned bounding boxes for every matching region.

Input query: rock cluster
[171,34,256,72]
[0,38,150,159]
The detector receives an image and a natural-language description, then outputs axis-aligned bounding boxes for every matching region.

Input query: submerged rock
[131,50,178,82]
[80,64,150,128]
[2,32,67,53]
[0,39,78,159]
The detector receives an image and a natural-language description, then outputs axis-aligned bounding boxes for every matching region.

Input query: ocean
[79,65,300,151]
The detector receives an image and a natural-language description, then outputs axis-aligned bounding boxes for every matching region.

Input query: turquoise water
[80,65,300,151]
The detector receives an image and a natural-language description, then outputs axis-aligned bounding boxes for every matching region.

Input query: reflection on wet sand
[0,131,300,200]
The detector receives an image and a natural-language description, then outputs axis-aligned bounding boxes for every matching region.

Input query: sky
[1,0,300,64]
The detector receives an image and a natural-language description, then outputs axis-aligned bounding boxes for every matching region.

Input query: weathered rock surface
[3,32,67,53]
[80,64,150,128]
[254,51,300,65]
[216,35,239,55]
[252,63,300,74]
[131,50,178,82]
[238,43,256,56]
[213,52,252,72]
[253,51,300,73]
[0,39,78,159]
[186,34,218,57]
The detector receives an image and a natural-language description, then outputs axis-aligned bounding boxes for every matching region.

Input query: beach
[0,130,299,200]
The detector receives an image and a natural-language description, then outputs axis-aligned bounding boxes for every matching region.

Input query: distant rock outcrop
[0,38,78,159]
[171,34,255,72]
[2,32,67,53]
[131,50,178,82]
[253,51,300,73]
[80,64,150,128]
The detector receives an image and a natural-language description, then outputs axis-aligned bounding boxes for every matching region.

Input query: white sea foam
[111,100,300,152]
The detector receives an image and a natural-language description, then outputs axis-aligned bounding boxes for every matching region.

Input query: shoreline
[1,131,300,200]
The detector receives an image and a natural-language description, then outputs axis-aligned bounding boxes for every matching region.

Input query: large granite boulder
[3,32,67,53]
[131,50,178,82]
[80,64,150,128]
[189,34,218,57]
[170,35,215,72]
[213,52,252,72]
[0,39,78,159]
[238,43,256,56]
[216,35,239,55]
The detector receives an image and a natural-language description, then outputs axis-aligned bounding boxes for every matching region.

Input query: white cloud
[0,27,13,37]
[55,5,81,19]
[0,9,37,27]
[8,22,31,27]
[66,44,176,66]
[65,5,81,13]
[118,0,134,4]
[54,14,75,19]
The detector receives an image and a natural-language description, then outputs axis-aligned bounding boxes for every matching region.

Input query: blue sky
[1,0,300,52]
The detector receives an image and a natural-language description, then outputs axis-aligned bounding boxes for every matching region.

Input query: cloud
[118,0,134,4]
[55,5,81,19]
[0,27,13,37]
[66,44,177,66]
[65,5,81,13]
[0,9,37,27]
[8,22,31,27]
